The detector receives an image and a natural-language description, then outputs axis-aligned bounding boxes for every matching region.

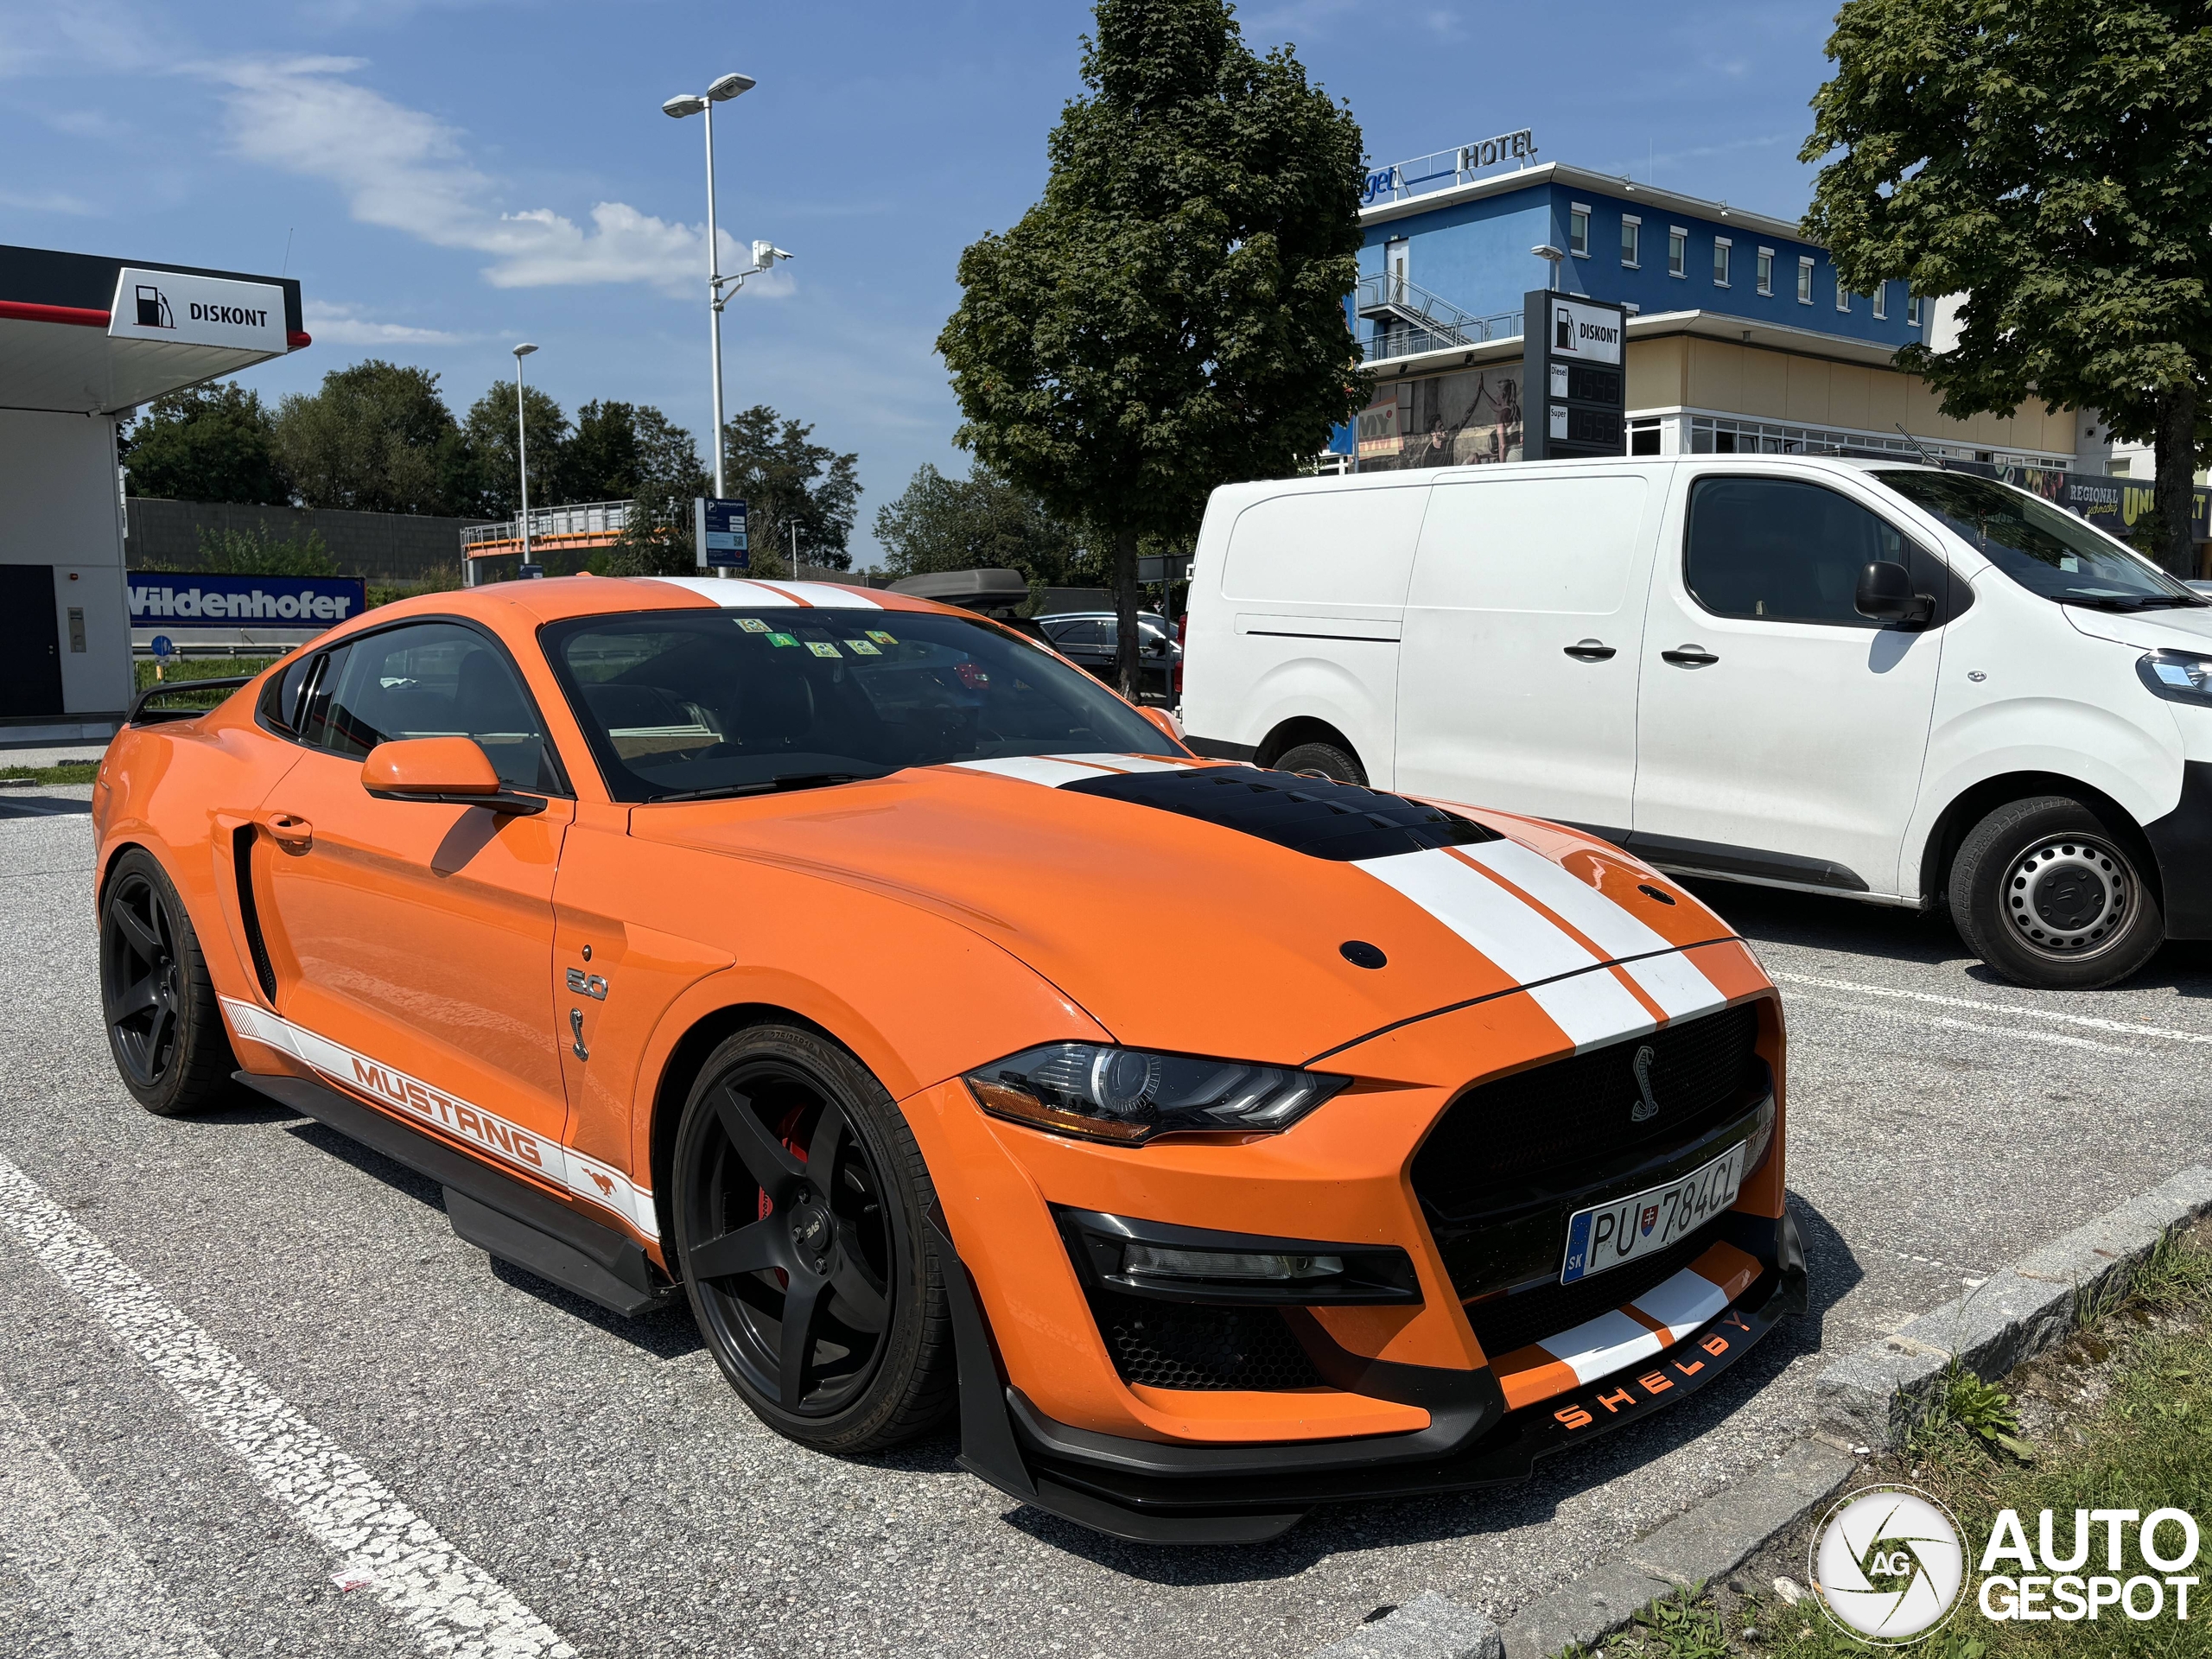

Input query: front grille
[1465,1218,1730,1360]
[1086,1288,1323,1391]
[1413,1002,1764,1220]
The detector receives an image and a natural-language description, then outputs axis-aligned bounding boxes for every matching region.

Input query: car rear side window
[305,621,562,792]
[1685,476,1929,628]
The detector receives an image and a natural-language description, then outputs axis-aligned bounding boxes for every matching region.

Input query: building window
[1757,248,1774,296]
[1907,293,1922,327]
[1836,279,1851,313]
[1569,204,1590,257]
[1797,256,1815,304]
[1872,283,1887,321]
[1669,227,1688,278]
[1713,237,1731,287]
[1630,420,1662,455]
[1621,215,1641,268]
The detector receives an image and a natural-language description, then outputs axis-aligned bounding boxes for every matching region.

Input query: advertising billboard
[126,574,367,630]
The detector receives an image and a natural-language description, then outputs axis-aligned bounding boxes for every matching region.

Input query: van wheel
[1948,797,2164,989]
[1273,741,1366,785]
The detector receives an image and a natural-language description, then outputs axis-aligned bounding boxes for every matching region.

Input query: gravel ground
[3,784,2208,1658]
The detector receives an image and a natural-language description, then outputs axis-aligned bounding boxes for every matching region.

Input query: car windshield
[542,607,1176,803]
[1874,469,2202,609]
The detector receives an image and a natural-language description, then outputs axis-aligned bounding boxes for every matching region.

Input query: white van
[1180,455,2212,990]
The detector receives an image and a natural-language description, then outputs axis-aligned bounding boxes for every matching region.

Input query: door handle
[1562,639,1617,662]
[263,812,314,854]
[1660,645,1719,668]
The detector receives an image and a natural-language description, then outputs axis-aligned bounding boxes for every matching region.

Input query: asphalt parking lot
[5,782,2211,1659]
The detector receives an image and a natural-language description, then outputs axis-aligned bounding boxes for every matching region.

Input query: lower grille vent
[1087,1289,1322,1391]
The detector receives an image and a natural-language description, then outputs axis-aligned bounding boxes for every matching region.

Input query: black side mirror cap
[1855,560,1935,626]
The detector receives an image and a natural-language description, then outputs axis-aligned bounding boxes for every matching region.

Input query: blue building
[1336,143,2097,474]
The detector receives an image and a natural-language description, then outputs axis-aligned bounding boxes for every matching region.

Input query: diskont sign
[107,268,289,356]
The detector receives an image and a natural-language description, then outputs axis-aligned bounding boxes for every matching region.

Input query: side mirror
[1137,705,1184,751]
[1855,561,1934,626]
[361,737,546,815]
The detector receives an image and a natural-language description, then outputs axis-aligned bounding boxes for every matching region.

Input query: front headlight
[2138,650,2212,706]
[964,1042,1349,1144]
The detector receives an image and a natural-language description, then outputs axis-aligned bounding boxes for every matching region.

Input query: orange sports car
[93,575,1801,1542]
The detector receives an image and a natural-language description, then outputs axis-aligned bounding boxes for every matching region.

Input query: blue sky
[0,1,1840,563]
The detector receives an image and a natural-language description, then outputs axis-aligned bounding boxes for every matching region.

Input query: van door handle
[1562,639,1617,662]
[1661,645,1719,668]
[263,812,314,854]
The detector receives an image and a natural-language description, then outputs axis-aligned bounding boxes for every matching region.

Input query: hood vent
[1061,765,1499,862]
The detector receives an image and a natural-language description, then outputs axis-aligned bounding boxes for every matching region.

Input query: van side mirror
[1855,561,1934,626]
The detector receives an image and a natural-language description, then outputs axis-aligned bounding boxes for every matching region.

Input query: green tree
[566,399,645,501]
[122,383,289,504]
[1804,0,2212,574]
[722,404,861,572]
[872,462,1095,586]
[461,378,570,519]
[191,524,337,576]
[273,360,468,517]
[938,0,1367,694]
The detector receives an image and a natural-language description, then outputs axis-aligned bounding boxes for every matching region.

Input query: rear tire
[671,1025,955,1452]
[1273,741,1366,785]
[1948,796,2164,989]
[99,849,237,1116]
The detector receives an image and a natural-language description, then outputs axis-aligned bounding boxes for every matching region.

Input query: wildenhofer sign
[128,575,367,629]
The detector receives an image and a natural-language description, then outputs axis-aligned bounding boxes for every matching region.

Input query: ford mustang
[93,575,1802,1542]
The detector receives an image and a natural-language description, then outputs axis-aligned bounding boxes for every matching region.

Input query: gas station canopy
[0,245,308,416]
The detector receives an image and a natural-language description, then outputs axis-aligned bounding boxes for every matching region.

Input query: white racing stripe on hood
[1354,848,1597,984]
[1618,950,1727,1021]
[1043,752,1189,773]
[952,756,1126,787]
[1529,973,1660,1051]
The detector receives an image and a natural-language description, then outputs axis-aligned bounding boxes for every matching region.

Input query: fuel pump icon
[135,285,174,329]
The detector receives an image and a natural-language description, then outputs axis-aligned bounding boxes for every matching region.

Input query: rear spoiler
[127,675,255,727]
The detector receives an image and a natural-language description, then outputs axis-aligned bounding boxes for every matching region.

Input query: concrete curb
[1310,1166,2212,1659]
[1815,1165,2212,1450]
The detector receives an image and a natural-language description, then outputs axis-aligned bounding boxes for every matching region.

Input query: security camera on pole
[661,73,794,571]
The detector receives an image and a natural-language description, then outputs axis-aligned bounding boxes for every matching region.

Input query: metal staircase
[1354,273,1522,363]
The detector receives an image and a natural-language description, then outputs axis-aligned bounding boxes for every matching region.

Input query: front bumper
[935,1205,1804,1544]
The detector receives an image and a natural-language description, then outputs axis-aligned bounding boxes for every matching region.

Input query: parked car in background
[1037,611,1180,699]
[1182,454,2212,990]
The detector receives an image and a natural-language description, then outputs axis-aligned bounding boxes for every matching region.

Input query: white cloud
[202,56,753,296]
[300,301,468,346]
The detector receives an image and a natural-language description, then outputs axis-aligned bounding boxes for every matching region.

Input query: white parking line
[1770,970,2212,1046]
[0,1389,223,1659]
[1785,995,2132,1054]
[0,1153,574,1659]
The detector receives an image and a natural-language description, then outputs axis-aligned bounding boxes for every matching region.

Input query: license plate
[1560,1145,1745,1284]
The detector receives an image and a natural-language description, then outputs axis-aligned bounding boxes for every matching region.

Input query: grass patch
[1594,1224,2212,1659]
[0,761,99,786]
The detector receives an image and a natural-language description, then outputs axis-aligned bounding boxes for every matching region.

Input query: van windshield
[542,607,1176,803]
[1874,470,2203,610]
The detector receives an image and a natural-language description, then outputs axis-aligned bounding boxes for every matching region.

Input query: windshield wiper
[647,770,879,804]
[2055,595,2166,612]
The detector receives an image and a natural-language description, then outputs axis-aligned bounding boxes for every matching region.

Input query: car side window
[306,622,562,792]
[1685,476,1936,628]
[257,651,319,735]
[1050,620,1108,649]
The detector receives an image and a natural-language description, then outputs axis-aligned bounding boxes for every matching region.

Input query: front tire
[671,1025,955,1452]
[99,849,237,1115]
[1948,796,2164,989]
[1273,740,1366,785]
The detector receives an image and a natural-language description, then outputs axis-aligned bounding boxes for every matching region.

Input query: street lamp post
[663,73,754,501]
[512,342,539,577]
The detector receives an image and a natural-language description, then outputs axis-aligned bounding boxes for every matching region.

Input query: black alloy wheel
[673,1027,954,1452]
[99,849,235,1115]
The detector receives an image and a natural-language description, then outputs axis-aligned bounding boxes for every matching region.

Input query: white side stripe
[1355,848,1597,984]
[221,999,658,1243]
[1629,1265,1731,1343]
[1536,1306,1666,1383]
[0,1153,576,1659]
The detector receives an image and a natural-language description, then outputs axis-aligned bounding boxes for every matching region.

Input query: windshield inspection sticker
[866,630,898,645]
[845,639,882,656]
[806,641,842,658]
[766,632,798,647]
[735,618,772,633]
